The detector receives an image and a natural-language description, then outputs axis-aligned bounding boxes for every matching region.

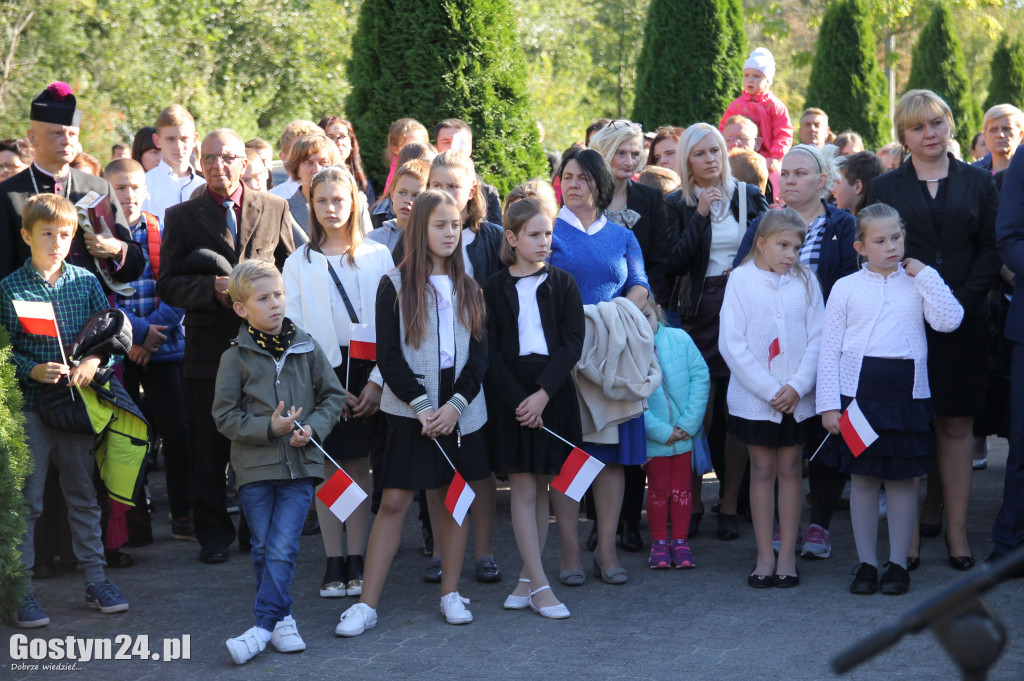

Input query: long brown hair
[398,189,485,347]
[306,167,363,266]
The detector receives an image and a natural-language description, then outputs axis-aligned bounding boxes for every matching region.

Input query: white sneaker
[440,591,473,624]
[271,616,305,653]
[335,602,377,637]
[226,627,267,665]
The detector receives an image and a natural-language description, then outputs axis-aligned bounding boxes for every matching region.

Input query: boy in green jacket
[212,259,346,664]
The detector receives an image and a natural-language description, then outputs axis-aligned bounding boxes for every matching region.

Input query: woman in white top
[283,167,393,602]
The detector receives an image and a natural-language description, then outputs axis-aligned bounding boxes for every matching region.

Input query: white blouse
[699,186,744,277]
[461,227,477,280]
[325,254,363,346]
[516,272,549,356]
[429,274,456,369]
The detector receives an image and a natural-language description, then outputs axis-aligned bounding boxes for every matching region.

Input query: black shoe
[748,570,773,589]
[849,562,878,595]
[717,513,739,541]
[945,534,975,571]
[104,549,134,569]
[474,556,502,583]
[345,554,364,596]
[199,543,228,564]
[880,562,910,595]
[689,511,703,538]
[585,522,598,552]
[320,556,347,597]
[772,571,800,588]
[618,519,644,552]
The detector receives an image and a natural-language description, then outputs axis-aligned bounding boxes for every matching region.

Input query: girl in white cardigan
[817,203,962,596]
[283,167,394,602]
[719,208,824,589]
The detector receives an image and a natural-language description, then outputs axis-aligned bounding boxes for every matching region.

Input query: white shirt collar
[32,162,68,179]
[156,157,197,180]
[558,205,607,235]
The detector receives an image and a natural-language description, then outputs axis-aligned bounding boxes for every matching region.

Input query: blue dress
[549,214,650,466]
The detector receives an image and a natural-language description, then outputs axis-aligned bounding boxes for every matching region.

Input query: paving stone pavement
[2,436,1021,680]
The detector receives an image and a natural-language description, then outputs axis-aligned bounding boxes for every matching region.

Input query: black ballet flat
[772,571,800,588]
[945,535,975,571]
[748,568,773,589]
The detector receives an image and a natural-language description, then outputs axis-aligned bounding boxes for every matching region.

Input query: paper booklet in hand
[74,192,135,296]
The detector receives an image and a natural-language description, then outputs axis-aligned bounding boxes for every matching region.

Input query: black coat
[624,180,669,307]
[0,166,144,284]
[665,181,769,316]
[482,266,584,412]
[867,153,1000,318]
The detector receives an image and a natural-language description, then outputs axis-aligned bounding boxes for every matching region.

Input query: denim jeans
[237,477,315,632]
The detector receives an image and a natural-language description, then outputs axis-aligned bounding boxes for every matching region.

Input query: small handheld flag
[433,439,475,525]
[317,467,367,523]
[839,400,879,457]
[768,337,781,368]
[548,429,605,502]
[349,323,376,362]
[13,300,60,338]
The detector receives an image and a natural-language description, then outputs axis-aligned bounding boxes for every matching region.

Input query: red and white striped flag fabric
[349,323,376,361]
[839,399,879,458]
[768,337,781,368]
[316,467,367,523]
[551,447,605,502]
[444,472,475,526]
[12,300,59,337]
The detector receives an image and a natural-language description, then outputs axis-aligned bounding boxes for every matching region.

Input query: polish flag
[316,467,367,522]
[768,337,781,368]
[12,300,59,337]
[349,323,376,361]
[839,399,879,457]
[444,472,475,526]
[551,447,605,502]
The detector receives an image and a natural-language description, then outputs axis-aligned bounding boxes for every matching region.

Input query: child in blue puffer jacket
[643,300,710,569]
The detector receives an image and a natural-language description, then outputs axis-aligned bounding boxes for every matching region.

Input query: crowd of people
[3,43,1024,666]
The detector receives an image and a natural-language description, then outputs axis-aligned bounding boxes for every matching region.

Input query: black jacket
[0,166,145,284]
[624,180,669,307]
[665,181,769,316]
[867,153,1000,317]
[482,266,584,413]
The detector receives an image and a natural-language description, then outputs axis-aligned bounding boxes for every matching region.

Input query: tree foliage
[346,0,547,194]
[0,325,30,621]
[805,0,890,148]
[906,2,980,146]
[985,32,1024,111]
[632,0,745,129]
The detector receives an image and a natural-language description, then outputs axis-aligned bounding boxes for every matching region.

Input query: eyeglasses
[606,120,642,134]
[201,153,244,166]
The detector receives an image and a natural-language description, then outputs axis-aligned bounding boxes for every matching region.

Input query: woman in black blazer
[867,89,1001,571]
[588,119,670,551]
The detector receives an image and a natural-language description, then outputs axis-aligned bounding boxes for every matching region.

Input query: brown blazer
[156,186,296,379]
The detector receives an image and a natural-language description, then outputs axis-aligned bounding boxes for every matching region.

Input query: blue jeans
[237,477,315,632]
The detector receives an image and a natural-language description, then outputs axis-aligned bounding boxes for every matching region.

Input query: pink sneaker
[671,539,696,569]
[648,540,670,569]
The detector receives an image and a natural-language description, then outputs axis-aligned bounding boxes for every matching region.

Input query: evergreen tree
[632,0,744,129]
[804,0,890,149]
[906,1,981,148]
[0,326,30,621]
[346,0,547,194]
[985,33,1024,111]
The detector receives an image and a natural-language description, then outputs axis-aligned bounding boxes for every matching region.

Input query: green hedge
[0,324,30,621]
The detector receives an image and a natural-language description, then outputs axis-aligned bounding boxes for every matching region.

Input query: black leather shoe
[199,543,228,564]
[717,513,739,541]
[748,571,772,589]
[880,562,910,595]
[772,572,799,588]
[945,535,975,571]
[104,549,134,568]
[849,562,878,595]
[619,519,644,552]
[585,522,598,552]
[475,556,502,583]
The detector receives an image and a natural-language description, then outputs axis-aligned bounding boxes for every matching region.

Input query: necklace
[919,178,946,182]
[29,166,72,198]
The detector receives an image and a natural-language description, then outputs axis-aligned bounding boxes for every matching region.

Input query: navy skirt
[729,413,804,448]
[822,357,933,480]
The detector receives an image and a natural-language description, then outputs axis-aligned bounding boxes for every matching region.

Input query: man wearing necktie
[158,129,296,564]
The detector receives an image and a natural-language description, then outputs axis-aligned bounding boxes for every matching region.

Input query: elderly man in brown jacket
[157,128,296,564]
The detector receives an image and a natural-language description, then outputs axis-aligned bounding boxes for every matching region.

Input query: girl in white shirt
[817,203,962,596]
[719,208,824,589]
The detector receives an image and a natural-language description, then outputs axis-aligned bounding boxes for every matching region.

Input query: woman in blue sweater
[549,147,649,585]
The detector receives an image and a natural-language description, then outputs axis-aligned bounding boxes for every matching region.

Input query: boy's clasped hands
[30,354,103,387]
[271,401,312,447]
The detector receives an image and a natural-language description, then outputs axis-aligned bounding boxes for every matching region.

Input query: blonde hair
[22,194,77,234]
[228,259,281,305]
[636,166,681,196]
[983,103,1024,131]
[588,119,648,170]
[727,149,767,193]
[388,159,431,199]
[743,207,815,296]
[430,150,486,232]
[385,118,428,163]
[676,123,734,206]
[502,179,558,219]
[893,89,955,147]
[307,167,362,266]
[277,120,321,160]
[855,202,904,244]
[155,104,195,131]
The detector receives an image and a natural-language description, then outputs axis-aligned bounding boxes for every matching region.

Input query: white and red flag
[551,446,605,502]
[12,300,59,337]
[316,467,367,523]
[444,472,475,526]
[349,323,376,361]
[839,399,879,457]
[768,337,781,368]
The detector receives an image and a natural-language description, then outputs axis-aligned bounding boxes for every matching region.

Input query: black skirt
[377,367,490,490]
[490,354,582,476]
[822,357,933,481]
[322,348,383,461]
[926,315,988,417]
[682,274,729,378]
[729,413,804,448]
